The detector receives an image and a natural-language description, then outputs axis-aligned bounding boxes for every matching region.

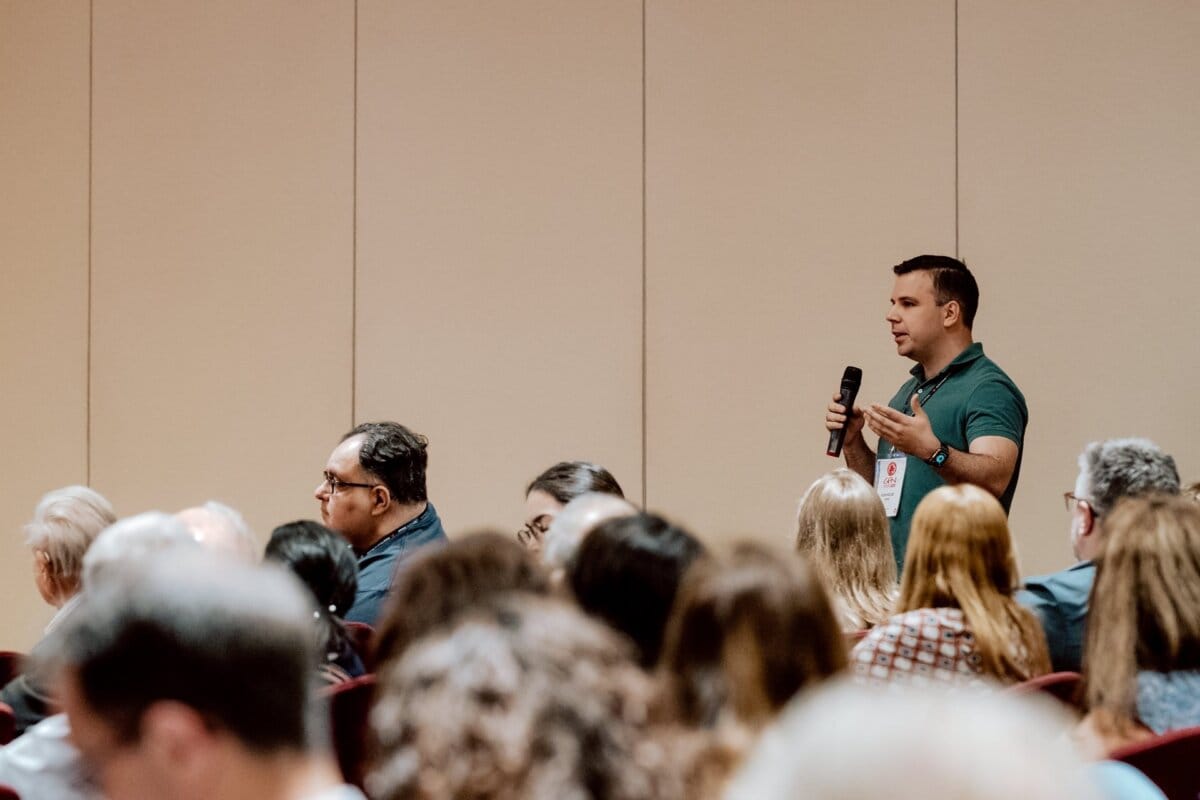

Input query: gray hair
[1079,438,1180,518]
[541,492,637,571]
[24,486,116,584]
[82,511,197,590]
[725,679,1099,800]
[176,500,259,562]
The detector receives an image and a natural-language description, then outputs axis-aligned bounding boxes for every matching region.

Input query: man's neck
[918,334,974,378]
[205,749,346,800]
[362,500,428,552]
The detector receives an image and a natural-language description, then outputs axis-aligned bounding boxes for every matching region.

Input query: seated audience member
[0,512,198,800]
[568,512,706,668]
[368,595,681,800]
[1184,480,1200,502]
[661,545,846,731]
[372,531,551,669]
[265,520,365,684]
[795,469,897,630]
[519,460,624,551]
[1019,439,1180,673]
[1078,494,1200,755]
[725,681,1106,800]
[1,486,116,737]
[47,550,365,800]
[176,500,259,562]
[852,485,1050,687]
[540,491,637,578]
[315,421,447,625]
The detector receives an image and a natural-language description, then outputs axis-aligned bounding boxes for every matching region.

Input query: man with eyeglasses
[1017,438,1180,673]
[314,421,446,625]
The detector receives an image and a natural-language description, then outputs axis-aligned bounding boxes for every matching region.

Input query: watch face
[934,451,948,466]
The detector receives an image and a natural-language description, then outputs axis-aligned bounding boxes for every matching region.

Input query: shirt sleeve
[964,378,1027,446]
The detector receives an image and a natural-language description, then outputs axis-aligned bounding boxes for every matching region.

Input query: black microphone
[826,366,863,457]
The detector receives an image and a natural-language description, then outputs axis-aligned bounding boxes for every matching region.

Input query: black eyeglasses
[1063,492,1092,512]
[322,472,380,495]
[516,515,551,549]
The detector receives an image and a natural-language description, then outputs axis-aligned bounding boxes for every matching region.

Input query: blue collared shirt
[345,502,447,626]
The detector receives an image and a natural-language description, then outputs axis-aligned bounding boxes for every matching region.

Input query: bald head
[541,492,637,571]
[176,502,259,563]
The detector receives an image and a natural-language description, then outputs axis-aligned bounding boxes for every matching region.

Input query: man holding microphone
[826,255,1027,572]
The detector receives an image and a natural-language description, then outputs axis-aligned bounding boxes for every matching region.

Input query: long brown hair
[659,544,847,731]
[795,469,897,629]
[898,485,1049,683]
[1083,494,1200,736]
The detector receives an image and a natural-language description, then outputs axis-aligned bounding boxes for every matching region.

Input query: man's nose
[314,481,328,500]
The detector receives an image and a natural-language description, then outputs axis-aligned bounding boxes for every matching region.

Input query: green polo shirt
[875,342,1027,573]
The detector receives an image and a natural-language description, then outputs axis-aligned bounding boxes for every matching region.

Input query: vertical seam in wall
[86,0,94,486]
[954,0,960,258]
[351,0,358,428]
[640,0,648,509]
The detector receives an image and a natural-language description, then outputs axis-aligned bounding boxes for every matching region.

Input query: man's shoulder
[1021,561,1095,604]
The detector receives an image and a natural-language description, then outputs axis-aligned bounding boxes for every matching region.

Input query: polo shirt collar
[909,341,985,382]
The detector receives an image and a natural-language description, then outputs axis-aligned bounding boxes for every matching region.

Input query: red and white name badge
[875,456,907,518]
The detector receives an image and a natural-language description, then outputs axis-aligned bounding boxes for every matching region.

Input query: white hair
[541,492,637,571]
[82,512,198,590]
[176,501,259,563]
[725,679,1100,800]
[23,485,116,583]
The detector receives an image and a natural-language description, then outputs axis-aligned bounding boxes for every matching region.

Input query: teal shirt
[875,342,1027,572]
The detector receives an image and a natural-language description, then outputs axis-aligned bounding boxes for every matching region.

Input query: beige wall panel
[959,1,1200,575]
[0,2,89,649]
[357,1,643,533]
[90,1,354,541]
[646,2,956,547]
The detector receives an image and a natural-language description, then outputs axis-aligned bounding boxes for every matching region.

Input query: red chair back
[1110,725,1200,800]
[0,652,25,688]
[0,782,20,800]
[323,673,377,790]
[0,702,15,746]
[344,622,375,671]
[1008,671,1083,709]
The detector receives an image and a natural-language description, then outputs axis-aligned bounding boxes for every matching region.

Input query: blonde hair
[898,485,1049,683]
[1083,494,1200,738]
[25,486,116,596]
[795,469,897,629]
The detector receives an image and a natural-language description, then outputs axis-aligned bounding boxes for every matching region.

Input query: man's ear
[139,701,219,785]
[942,299,961,328]
[1079,504,1097,539]
[369,483,392,516]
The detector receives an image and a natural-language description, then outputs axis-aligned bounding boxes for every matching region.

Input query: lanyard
[886,370,954,457]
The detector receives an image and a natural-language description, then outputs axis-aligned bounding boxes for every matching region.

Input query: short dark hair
[51,552,316,750]
[893,254,980,329]
[343,422,428,505]
[568,512,706,667]
[526,461,624,503]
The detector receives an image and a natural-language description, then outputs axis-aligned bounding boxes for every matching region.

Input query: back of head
[1084,494,1200,734]
[893,254,979,329]
[373,530,551,668]
[568,512,707,667]
[795,469,896,629]
[25,485,117,598]
[50,551,318,752]
[369,594,675,800]
[82,511,198,591]
[900,485,1047,682]
[726,680,1098,800]
[344,421,428,505]
[541,491,637,572]
[176,501,259,562]
[660,544,846,730]
[526,460,624,503]
[1079,438,1180,520]
[265,520,358,618]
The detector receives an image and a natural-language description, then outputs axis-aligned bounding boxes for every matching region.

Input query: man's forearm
[842,433,876,484]
[934,447,1013,499]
